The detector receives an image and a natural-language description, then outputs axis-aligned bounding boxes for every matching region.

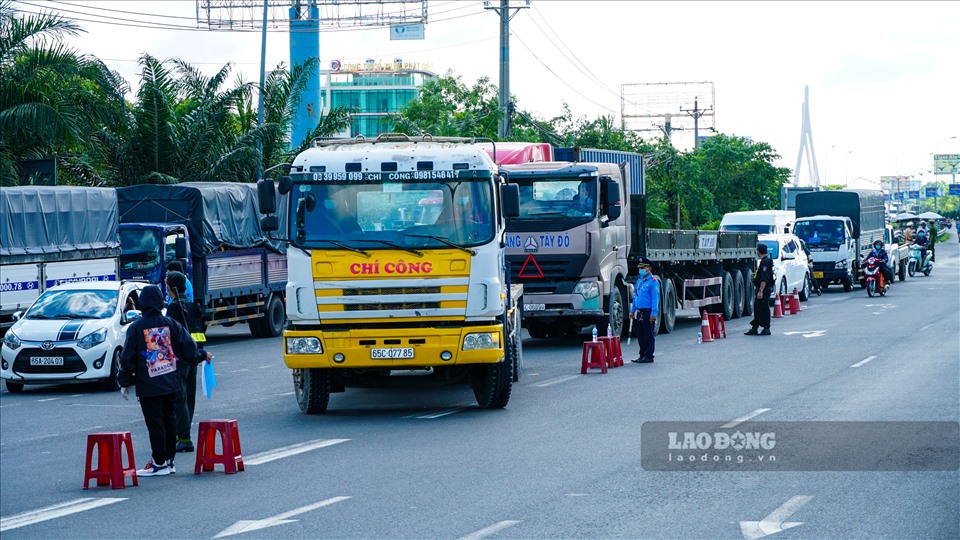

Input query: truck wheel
[5,380,24,393]
[741,267,755,317]
[471,356,512,409]
[732,270,745,319]
[294,368,330,414]
[508,308,523,383]
[526,322,546,339]
[842,275,853,292]
[721,271,735,321]
[101,348,122,392]
[605,286,624,337]
[658,279,676,334]
[898,260,907,281]
[261,295,285,337]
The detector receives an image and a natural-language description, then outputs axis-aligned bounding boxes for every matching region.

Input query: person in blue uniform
[630,257,660,363]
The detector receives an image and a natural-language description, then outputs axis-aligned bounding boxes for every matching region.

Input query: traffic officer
[745,243,773,336]
[630,257,660,363]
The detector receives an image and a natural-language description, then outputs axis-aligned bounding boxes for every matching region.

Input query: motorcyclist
[915,228,929,263]
[864,239,893,286]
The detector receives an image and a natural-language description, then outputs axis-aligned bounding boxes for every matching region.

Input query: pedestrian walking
[165,271,210,453]
[118,285,200,477]
[630,257,660,363]
[745,243,774,336]
[165,260,194,302]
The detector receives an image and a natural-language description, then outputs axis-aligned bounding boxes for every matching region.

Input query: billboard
[909,190,920,198]
[950,184,960,196]
[934,154,960,175]
[925,186,939,197]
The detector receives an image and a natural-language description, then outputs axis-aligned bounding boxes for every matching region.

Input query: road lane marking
[0,403,21,408]
[258,365,273,369]
[919,323,934,331]
[37,398,60,402]
[721,408,771,429]
[213,496,351,538]
[229,369,249,373]
[850,355,877,368]
[535,375,579,387]
[458,520,521,540]
[408,406,467,419]
[739,495,813,539]
[0,497,126,532]
[244,439,350,466]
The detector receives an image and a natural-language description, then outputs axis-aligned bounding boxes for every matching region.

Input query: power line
[527,4,617,96]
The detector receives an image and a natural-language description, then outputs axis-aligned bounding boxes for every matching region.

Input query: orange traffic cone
[772,295,784,318]
[792,288,802,313]
[700,310,714,342]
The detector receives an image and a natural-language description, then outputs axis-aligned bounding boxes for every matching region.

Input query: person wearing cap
[629,257,659,363]
[165,271,210,453]
[745,243,773,336]
[903,222,914,244]
[864,238,893,286]
[165,261,194,302]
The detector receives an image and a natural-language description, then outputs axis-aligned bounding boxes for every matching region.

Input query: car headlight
[573,280,601,300]
[2,332,21,350]
[77,328,108,350]
[286,337,322,354]
[463,332,500,351]
[835,261,847,269]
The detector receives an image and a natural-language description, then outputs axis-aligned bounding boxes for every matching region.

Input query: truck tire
[526,322,547,339]
[604,285,624,337]
[842,275,853,292]
[5,380,24,393]
[471,356,512,409]
[294,368,330,414]
[508,306,523,383]
[251,295,285,338]
[721,271,735,321]
[101,348,122,392]
[732,270,745,319]
[741,267,755,317]
[898,259,907,281]
[658,279,676,334]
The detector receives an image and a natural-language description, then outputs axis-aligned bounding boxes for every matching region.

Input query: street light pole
[936,136,958,188]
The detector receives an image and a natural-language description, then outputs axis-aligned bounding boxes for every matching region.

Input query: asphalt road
[2,230,958,539]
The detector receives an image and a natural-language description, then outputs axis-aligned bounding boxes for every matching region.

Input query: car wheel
[101,348,122,391]
[5,380,24,393]
[799,275,810,302]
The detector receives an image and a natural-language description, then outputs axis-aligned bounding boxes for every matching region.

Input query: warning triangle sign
[518,254,544,278]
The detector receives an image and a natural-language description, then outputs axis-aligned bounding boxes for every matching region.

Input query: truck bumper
[521,293,603,321]
[811,267,849,282]
[283,324,504,369]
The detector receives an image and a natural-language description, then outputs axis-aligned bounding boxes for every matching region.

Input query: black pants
[139,392,178,465]
[175,363,198,441]
[750,294,771,330]
[635,309,655,359]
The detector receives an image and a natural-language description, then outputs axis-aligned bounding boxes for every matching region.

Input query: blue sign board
[925,186,939,197]
[883,193,892,201]
[909,190,920,198]
[950,184,960,196]
[894,192,905,200]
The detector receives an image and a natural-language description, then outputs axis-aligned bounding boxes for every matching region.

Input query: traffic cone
[773,295,784,318]
[700,310,714,342]
[792,288,802,313]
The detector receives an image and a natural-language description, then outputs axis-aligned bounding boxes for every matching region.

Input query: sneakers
[744,328,759,335]
[759,328,771,336]
[136,460,171,477]
[176,439,194,453]
[169,459,176,474]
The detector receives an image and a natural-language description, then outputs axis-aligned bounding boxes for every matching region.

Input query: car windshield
[290,177,495,250]
[119,229,161,271]
[26,289,119,320]
[759,240,780,259]
[793,221,845,245]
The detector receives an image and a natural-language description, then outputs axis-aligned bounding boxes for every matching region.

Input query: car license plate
[813,272,824,278]
[30,356,64,366]
[370,348,414,360]
[525,303,545,311]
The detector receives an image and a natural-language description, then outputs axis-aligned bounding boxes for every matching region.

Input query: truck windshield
[119,229,161,271]
[514,178,597,220]
[793,221,845,246]
[290,179,494,250]
[723,224,776,235]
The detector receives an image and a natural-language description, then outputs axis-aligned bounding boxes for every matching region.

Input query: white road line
[721,408,771,429]
[0,403,21,408]
[409,407,467,419]
[850,355,877,368]
[535,375,580,387]
[458,520,521,540]
[258,365,273,369]
[213,496,351,538]
[919,323,934,331]
[229,369,249,373]
[244,439,350,466]
[0,497,126,532]
[275,391,295,396]
[36,398,60,402]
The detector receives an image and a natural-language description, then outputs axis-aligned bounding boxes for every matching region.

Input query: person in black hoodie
[119,285,199,477]
[165,271,210,453]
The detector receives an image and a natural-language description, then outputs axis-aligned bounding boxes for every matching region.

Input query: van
[719,210,795,235]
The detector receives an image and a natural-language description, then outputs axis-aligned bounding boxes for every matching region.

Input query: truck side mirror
[603,179,622,221]
[175,237,188,259]
[500,184,520,219]
[260,215,279,232]
[277,176,293,195]
[258,179,277,214]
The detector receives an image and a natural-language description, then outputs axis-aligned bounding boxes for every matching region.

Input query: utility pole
[680,96,712,148]
[485,1,529,139]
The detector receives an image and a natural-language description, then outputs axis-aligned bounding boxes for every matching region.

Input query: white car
[1,281,146,393]
[757,233,812,301]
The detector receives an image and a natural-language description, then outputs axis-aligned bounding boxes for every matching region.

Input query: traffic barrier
[791,288,802,313]
[580,341,608,374]
[194,419,245,474]
[598,336,624,368]
[700,311,714,342]
[83,432,138,489]
[707,313,726,339]
[773,295,784,318]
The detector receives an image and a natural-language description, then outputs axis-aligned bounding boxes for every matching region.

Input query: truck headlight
[573,281,601,300]
[2,332,20,351]
[463,332,500,351]
[835,261,847,269]
[286,337,323,354]
[77,328,107,350]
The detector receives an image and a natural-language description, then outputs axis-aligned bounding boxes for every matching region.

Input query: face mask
[324,200,337,210]
[458,197,469,206]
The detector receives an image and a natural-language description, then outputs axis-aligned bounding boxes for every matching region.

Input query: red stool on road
[83,432,138,489]
[598,336,623,367]
[194,420,245,474]
[707,313,727,339]
[581,341,608,374]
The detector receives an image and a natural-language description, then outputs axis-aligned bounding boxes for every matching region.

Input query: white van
[720,210,795,235]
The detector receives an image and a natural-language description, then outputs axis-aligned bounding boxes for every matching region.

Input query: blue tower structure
[289,2,320,149]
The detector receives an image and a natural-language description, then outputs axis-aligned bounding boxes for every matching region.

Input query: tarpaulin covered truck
[116,183,288,337]
[1,187,120,333]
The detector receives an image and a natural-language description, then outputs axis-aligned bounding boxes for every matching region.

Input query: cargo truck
[257,135,524,414]
[116,183,288,337]
[792,189,885,291]
[1,187,120,333]
[497,146,757,338]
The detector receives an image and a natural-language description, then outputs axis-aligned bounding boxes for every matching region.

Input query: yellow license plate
[813,272,823,278]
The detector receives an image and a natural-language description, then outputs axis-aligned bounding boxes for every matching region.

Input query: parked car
[0,281,146,393]
[757,233,812,301]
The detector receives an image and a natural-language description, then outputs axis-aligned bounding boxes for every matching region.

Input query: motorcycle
[908,243,933,277]
[863,256,888,297]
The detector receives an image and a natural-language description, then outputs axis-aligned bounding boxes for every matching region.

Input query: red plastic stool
[581,341,608,374]
[83,432,138,489]
[707,313,727,339]
[194,420,244,474]
[598,336,623,367]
